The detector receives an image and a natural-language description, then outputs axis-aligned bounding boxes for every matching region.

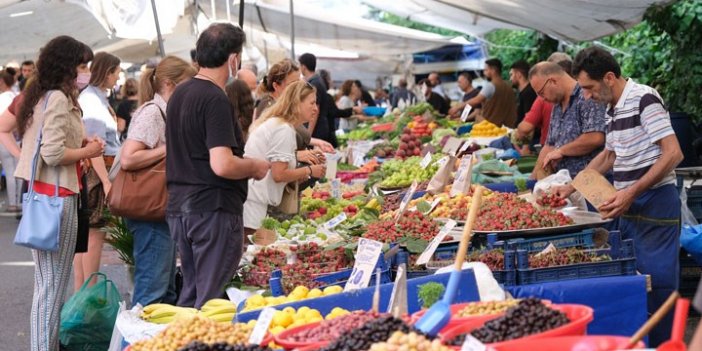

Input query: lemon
[291,286,309,298]
[247,319,257,328]
[306,316,323,324]
[307,288,323,298]
[269,325,286,335]
[283,306,296,315]
[275,296,288,305]
[323,285,343,295]
[289,319,306,328]
[304,309,322,320]
[247,294,265,307]
[272,310,293,328]
[297,306,311,315]
[264,296,276,305]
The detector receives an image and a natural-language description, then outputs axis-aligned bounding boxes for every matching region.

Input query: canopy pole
[289,0,295,59]
[211,0,216,20]
[226,0,231,23]
[239,0,245,27]
[150,0,166,58]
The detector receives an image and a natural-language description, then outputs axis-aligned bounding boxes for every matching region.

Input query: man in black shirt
[510,60,537,125]
[420,79,449,115]
[166,23,270,308]
[299,53,336,146]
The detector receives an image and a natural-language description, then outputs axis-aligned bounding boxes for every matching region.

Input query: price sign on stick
[248,307,276,345]
[344,238,384,292]
[460,104,473,122]
[434,156,450,168]
[416,219,457,265]
[461,335,488,351]
[450,155,474,197]
[428,197,442,214]
[420,152,433,169]
[324,212,347,230]
[395,180,419,222]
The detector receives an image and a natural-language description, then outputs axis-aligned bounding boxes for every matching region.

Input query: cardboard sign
[395,180,419,221]
[460,104,473,122]
[415,219,457,265]
[248,307,276,344]
[442,137,464,156]
[572,169,617,210]
[420,152,433,169]
[344,238,384,291]
[450,155,474,197]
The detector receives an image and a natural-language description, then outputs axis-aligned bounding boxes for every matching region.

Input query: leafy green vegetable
[418,282,446,309]
[261,217,280,230]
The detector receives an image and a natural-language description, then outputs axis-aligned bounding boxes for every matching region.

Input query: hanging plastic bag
[680,186,702,265]
[533,169,588,210]
[60,272,121,351]
[680,186,699,227]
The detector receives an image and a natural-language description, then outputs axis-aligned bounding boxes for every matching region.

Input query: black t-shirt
[116,99,137,137]
[165,78,248,215]
[461,87,482,110]
[427,92,449,115]
[517,84,537,125]
[308,74,332,144]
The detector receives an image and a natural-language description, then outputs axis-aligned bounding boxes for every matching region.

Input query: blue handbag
[14,92,64,251]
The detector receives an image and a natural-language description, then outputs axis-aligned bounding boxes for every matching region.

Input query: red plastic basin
[490,335,644,350]
[440,304,594,350]
[273,321,329,350]
[411,300,551,332]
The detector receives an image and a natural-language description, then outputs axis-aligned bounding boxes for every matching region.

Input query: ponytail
[138,67,156,106]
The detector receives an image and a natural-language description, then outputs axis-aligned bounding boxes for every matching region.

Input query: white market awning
[363,0,675,42]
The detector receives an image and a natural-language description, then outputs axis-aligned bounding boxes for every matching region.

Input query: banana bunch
[141,303,197,324]
[365,198,381,211]
[199,298,237,324]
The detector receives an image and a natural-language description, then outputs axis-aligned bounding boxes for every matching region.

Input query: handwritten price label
[395,180,418,221]
[460,104,473,122]
[420,152,433,169]
[248,307,276,345]
[416,219,457,265]
[434,156,450,168]
[324,212,347,230]
[344,238,384,292]
[450,155,473,197]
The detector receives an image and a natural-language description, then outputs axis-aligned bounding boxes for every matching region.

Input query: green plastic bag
[472,159,529,184]
[60,272,120,350]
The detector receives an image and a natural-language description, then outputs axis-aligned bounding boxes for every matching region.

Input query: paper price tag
[429,197,442,214]
[395,180,418,221]
[420,152,433,169]
[326,154,338,180]
[344,238,384,292]
[387,264,405,313]
[331,179,342,199]
[324,212,347,230]
[460,104,473,122]
[459,139,474,154]
[248,307,276,345]
[461,335,488,351]
[416,219,457,265]
[450,155,473,197]
[434,156,450,168]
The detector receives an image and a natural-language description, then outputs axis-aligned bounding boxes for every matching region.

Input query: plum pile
[448,298,570,345]
[178,342,271,351]
[318,315,419,351]
[288,311,387,343]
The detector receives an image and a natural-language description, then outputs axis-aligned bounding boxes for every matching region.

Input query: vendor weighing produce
[556,46,684,347]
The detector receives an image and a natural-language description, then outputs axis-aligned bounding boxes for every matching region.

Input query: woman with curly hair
[8,35,104,351]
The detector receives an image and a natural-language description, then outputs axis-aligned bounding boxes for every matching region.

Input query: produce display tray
[437,210,612,240]
[516,257,637,285]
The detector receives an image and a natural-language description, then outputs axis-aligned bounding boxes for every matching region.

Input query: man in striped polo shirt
[558,46,684,347]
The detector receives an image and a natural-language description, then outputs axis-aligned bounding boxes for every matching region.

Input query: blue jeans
[126,219,177,307]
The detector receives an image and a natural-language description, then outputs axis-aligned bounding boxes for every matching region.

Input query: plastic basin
[411,300,552,332]
[490,335,644,350]
[363,107,387,116]
[439,304,594,350]
[273,321,325,350]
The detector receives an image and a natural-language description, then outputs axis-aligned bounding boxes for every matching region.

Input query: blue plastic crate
[686,185,702,222]
[363,106,388,117]
[515,236,637,285]
[235,268,481,323]
[505,229,597,253]
[456,124,473,135]
[484,180,537,193]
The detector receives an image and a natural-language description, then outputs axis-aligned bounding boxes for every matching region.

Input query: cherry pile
[448,298,570,345]
[288,311,388,343]
[536,193,567,208]
[466,250,505,271]
[318,315,420,351]
[363,211,440,243]
[178,342,271,351]
[241,248,287,287]
[382,193,403,213]
[529,248,610,269]
[476,193,573,231]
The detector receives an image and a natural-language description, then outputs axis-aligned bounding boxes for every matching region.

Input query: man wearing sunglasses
[529,61,606,179]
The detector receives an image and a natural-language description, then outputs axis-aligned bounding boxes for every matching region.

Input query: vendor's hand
[598,188,636,219]
[311,139,334,153]
[250,159,271,180]
[541,148,563,170]
[552,184,576,199]
[309,164,326,178]
[448,105,461,117]
[298,150,324,165]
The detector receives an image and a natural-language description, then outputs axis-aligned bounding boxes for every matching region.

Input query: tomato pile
[363,211,440,243]
[241,248,287,287]
[536,193,568,208]
[528,248,610,269]
[475,193,573,231]
[281,243,351,293]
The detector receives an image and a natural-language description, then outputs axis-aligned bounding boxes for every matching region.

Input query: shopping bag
[533,169,588,210]
[60,272,121,350]
[680,187,702,265]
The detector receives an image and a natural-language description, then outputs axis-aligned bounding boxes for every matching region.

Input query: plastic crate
[503,229,597,253]
[515,238,637,285]
[483,179,537,193]
[426,250,517,286]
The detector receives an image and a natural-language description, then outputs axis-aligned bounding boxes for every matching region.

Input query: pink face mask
[76,72,91,90]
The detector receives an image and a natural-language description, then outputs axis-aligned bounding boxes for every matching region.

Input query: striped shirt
[606,79,676,190]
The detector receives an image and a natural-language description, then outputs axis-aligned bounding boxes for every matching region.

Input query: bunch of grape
[178,342,271,351]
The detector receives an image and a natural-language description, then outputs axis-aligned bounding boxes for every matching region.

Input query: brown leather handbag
[107,157,166,221]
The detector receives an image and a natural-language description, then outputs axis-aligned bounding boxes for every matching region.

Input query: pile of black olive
[319,315,423,351]
[178,342,271,351]
[449,298,570,345]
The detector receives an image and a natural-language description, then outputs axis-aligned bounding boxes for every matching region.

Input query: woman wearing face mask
[75,52,122,291]
[1,35,103,351]
[243,80,326,232]
[121,56,197,307]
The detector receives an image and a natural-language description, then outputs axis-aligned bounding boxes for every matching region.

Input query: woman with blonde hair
[243,80,326,232]
[120,56,197,306]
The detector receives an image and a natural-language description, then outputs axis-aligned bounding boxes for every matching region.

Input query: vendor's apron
[617,183,680,347]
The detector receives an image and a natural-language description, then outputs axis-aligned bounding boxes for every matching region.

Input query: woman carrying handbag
[115,56,196,307]
[243,80,326,234]
[7,36,103,351]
